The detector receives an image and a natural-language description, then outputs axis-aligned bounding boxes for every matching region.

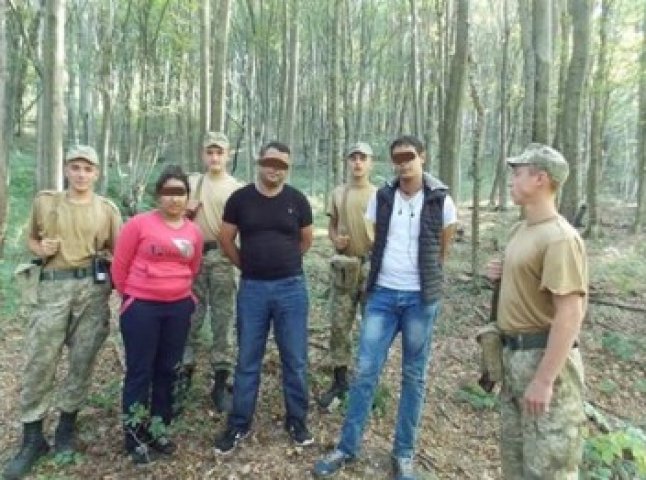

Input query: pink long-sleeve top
[111,210,204,302]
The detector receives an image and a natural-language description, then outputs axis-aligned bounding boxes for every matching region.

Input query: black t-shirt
[223,183,313,280]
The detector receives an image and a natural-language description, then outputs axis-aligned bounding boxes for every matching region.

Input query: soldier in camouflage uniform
[3,146,122,480]
[318,142,376,411]
[180,132,243,413]
[487,143,588,479]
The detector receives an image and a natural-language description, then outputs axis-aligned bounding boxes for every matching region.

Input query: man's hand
[522,377,553,416]
[40,238,60,257]
[486,258,503,282]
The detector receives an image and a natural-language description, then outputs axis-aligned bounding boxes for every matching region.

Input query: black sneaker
[285,419,314,446]
[213,426,250,455]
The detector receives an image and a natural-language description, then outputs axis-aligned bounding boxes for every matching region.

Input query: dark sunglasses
[391,151,417,164]
[159,187,188,196]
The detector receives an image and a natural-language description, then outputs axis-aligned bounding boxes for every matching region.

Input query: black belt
[40,267,92,281]
[501,331,579,351]
[203,241,219,253]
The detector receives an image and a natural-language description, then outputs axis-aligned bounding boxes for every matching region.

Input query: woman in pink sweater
[111,165,203,464]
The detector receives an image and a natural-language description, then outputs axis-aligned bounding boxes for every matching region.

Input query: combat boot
[318,366,349,411]
[211,369,233,413]
[3,420,50,479]
[54,410,78,454]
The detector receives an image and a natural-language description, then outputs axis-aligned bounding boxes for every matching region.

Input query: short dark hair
[154,164,190,196]
[390,135,425,156]
[259,141,290,157]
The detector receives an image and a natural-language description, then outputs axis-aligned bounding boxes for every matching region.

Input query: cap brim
[258,156,289,165]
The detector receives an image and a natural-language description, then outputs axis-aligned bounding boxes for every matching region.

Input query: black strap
[501,331,578,350]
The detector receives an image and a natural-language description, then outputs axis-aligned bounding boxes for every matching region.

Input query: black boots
[54,410,78,454]
[3,420,50,479]
[211,369,233,413]
[318,366,349,411]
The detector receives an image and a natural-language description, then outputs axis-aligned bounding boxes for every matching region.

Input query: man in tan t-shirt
[318,142,376,411]
[4,146,122,480]
[180,132,243,413]
[486,143,588,479]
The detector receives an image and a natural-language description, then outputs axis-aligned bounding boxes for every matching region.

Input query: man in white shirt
[314,135,457,480]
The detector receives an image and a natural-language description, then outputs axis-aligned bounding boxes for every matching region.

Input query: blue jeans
[228,275,309,430]
[337,286,440,459]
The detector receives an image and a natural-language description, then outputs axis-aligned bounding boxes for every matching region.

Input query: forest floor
[0,204,645,480]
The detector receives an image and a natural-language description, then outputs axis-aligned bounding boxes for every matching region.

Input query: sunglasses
[159,187,187,196]
[391,151,417,164]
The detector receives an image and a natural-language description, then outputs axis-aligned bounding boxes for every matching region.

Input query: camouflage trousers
[500,347,586,479]
[183,249,236,372]
[327,260,369,368]
[20,276,111,423]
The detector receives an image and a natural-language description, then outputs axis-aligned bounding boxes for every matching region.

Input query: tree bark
[469,63,485,281]
[559,0,591,221]
[0,0,8,255]
[439,0,468,196]
[585,0,611,238]
[409,0,421,137]
[280,0,299,149]
[518,0,535,145]
[37,0,65,191]
[200,0,210,134]
[210,0,231,132]
[634,2,646,233]
[532,0,552,143]
[328,0,342,189]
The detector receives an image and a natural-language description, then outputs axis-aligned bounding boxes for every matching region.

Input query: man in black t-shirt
[215,141,314,454]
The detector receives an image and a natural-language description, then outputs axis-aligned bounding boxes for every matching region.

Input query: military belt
[501,331,578,351]
[40,267,92,281]
[203,241,219,253]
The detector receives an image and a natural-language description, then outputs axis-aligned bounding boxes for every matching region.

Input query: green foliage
[455,383,499,410]
[86,378,121,411]
[583,429,646,479]
[371,383,392,419]
[634,378,646,394]
[601,332,637,361]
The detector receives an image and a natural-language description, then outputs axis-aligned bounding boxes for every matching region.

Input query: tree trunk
[280,0,299,150]
[634,2,646,233]
[37,0,65,191]
[585,0,611,239]
[559,0,591,221]
[409,0,421,137]
[0,0,8,255]
[469,64,485,282]
[532,0,552,143]
[497,0,510,210]
[328,0,342,188]
[200,0,210,134]
[439,0,468,196]
[211,0,231,132]
[518,0,535,145]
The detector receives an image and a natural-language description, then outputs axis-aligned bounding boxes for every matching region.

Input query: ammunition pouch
[14,260,43,306]
[329,254,361,293]
[476,323,503,383]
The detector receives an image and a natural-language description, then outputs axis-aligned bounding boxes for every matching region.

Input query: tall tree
[328,0,342,189]
[200,0,211,134]
[532,0,552,143]
[0,0,8,254]
[635,1,646,233]
[280,0,299,149]
[210,0,232,132]
[409,0,421,137]
[37,0,65,191]
[559,0,591,221]
[585,0,612,238]
[439,0,468,196]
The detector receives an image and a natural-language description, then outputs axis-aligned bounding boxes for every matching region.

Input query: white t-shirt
[365,189,457,291]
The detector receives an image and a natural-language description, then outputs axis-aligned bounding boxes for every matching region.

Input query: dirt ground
[0,207,644,479]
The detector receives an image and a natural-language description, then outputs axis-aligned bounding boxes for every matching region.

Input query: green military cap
[202,131,230,149]
[507,143,569,184]
[346,141,374,158]
[65,145,99,166]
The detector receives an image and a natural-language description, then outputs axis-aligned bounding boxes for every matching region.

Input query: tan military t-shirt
[497,215,588,333]
[190,173,243,242]
[327,182,376,257]
[28,191,123,269]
